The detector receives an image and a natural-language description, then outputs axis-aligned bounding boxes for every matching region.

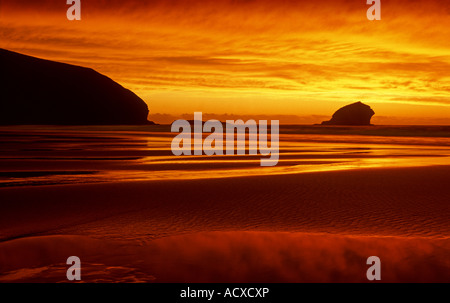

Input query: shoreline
[2,124,450,138]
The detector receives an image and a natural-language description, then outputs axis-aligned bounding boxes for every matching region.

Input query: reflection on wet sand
[1,126,450,282]
[1,127,450,186]
[0,232,449,283]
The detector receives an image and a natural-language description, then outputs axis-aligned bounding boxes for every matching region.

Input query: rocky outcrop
[321,102,375,125]
[0,49,151,125]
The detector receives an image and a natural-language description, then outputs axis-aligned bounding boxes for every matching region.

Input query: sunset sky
[1,0,449,124]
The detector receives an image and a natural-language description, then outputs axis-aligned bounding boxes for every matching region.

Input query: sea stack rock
[321,101,375,126]
[0,49,151,125]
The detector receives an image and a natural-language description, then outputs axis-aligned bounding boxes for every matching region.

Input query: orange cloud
[1,0,449,124]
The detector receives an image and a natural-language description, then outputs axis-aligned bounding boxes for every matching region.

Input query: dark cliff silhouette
[321,101,375,125]
[0,49,151,125]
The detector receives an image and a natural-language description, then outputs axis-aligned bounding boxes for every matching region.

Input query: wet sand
[0,166,449,282]
[0,126,449,282]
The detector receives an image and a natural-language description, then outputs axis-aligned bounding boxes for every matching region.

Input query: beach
[0,126,449,282]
